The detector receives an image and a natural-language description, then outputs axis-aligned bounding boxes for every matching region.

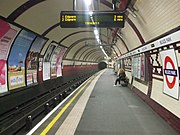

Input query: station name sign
[60,11,125,28]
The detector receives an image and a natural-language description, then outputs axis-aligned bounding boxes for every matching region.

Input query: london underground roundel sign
[160,49,179,99]
[164,56,177,89]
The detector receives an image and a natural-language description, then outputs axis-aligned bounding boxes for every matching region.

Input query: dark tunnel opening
[98,62,107,70]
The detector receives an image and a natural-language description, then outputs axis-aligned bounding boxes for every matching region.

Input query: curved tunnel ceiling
[0,0,148,61]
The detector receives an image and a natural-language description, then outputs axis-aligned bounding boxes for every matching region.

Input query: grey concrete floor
[74,69,178,135]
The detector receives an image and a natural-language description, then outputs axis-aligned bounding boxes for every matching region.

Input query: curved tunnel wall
[0,0,180,134]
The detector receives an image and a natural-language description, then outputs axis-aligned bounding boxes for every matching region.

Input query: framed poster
[26,37,47,85]
[160,49,179,100]
[8,30,36,90]
[132,56,141,79]
[0,19,20,93]
[56,47,66,77]
[43,62,50,81]
[51,62,56,78]
[43,42,57,80]
[44,43,57,62]
[50,46,61,78]
[131,57,134,76]
[137,56,141,79]
[141,55,145,80]
[38,55,44,83]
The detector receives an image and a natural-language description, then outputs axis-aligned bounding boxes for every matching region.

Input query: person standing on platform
[114,68,126,86]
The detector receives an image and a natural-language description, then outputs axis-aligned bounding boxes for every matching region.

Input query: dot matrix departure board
[60,11,125,28]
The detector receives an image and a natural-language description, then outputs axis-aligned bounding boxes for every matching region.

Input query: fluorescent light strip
[85,0,92,6]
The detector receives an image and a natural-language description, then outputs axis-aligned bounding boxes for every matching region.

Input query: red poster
[0,19,19,93]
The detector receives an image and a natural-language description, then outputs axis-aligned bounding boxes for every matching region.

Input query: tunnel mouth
[98,62,107,70]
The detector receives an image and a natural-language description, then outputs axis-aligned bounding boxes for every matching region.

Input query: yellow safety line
[40,78,93,135]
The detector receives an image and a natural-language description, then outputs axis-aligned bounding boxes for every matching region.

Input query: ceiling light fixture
[85,0,92,6]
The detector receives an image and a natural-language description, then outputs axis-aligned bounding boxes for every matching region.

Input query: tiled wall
[151,79,180,117]
[125,71,132,83]
[133,0,180,41]
[120,21,142,50]
[119,0,180,52]
[132,80,148,95]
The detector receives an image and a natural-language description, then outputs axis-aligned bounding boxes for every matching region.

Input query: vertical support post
[26,116,32,131]
[44,103,50,114]
[59,93,63,102]
[53,98,58,107]
[63,91,67,98]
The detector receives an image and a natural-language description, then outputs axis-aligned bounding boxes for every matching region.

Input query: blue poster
[8,30,36,90]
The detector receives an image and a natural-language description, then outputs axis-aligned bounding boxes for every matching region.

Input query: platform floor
[30,69,178,135]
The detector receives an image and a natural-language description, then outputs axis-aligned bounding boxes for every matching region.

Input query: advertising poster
[51,46,61,62]
[44,43,57,62]
[26,37,47,86]
[132,56,141,79]
[124,57,131,70]
[50,46,61,78]
[137,56,141,79]
[38,55,44,83]
[43,43,57,80]
[132,56,137,77]
[56,47,66,77]
[141,55,145,80]
[134,57,138,78]
[51,62,56,78]
[131,57,134,76]
[0,19,20,93]
[43,62,50,81]
[8,30,36,90]
[120,59,124,69]
[160,49,179,99]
